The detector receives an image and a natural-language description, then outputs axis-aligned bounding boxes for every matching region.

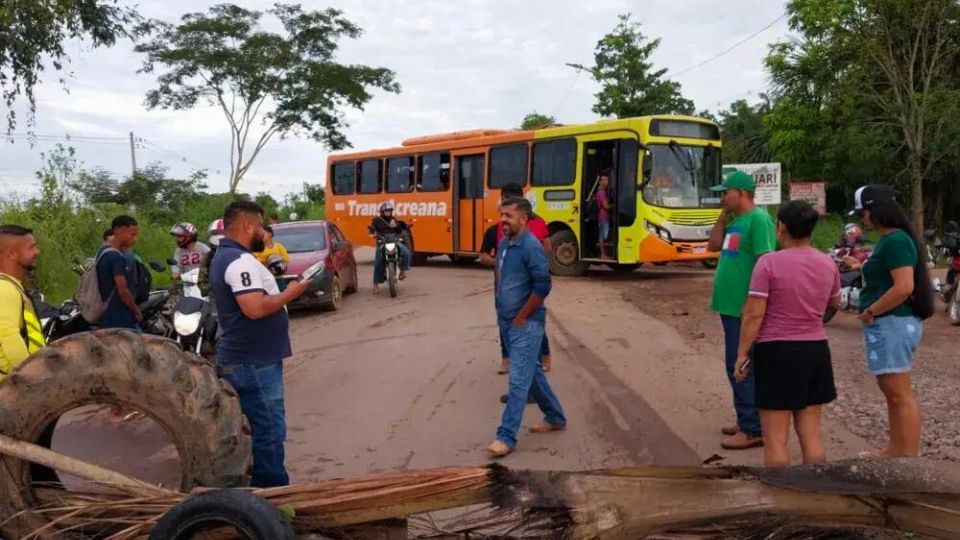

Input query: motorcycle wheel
[949,292,960,326]
[387,260,398,298]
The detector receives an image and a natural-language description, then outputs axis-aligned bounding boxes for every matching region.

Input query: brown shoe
[721,432,763,450]
[529,422,565,434]
[487,440,512,458]
[721,424,739,436]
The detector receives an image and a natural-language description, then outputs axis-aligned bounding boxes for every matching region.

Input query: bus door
[453,153,486,253]
[579,138,639,261]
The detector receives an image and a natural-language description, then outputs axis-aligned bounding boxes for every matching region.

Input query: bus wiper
[668,140,696,172]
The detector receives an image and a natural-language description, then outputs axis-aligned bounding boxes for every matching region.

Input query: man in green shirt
[707,170,776,450]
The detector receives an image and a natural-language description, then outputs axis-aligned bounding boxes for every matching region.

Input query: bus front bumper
[638,235,718,264]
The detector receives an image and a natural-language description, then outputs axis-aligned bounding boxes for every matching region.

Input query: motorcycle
[377,232,406,298]
[931,227,960,324]
[170,266,218,358]
[822,228,872,324]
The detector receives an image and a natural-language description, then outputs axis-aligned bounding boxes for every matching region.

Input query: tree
[587,14,695,118]
[519,112,557,130]
[716,98,774,165]
[0,0,139,132]
[34,144,80,207]
[302,182,325,206]
[70,167,120,204]
[135,3,400,193]
[768,0,960,227]
[114,163,207,214]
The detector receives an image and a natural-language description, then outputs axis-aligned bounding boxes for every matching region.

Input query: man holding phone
[210,201,311,487]
[707,170,776,451]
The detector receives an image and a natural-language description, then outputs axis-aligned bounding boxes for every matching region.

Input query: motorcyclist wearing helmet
[170,222,210,281]
[197,219,225,297]
[368,202,411,292]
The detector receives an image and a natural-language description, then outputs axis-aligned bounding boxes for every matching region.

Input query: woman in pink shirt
[734,200,841,467]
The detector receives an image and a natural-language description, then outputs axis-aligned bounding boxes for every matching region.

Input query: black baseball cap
[850,185,896,216]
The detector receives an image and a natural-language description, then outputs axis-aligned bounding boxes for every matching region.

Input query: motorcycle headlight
[385,242,397,253]
[173,311,203,336]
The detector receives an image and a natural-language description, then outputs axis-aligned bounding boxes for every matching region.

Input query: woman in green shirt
[845,185,933,458]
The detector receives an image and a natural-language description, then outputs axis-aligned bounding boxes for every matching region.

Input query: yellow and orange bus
[326,115,723,276]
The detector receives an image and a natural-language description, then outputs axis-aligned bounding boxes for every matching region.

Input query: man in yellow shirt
[255,225,290,266]
[0,225,44,379]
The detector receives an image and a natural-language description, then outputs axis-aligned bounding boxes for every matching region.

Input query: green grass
[812,214,844,251]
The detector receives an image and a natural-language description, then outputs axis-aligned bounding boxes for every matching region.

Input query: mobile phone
[737,358,751,374]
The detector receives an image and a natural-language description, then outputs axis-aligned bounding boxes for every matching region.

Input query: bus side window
[332,162,356,195]
[358,159,382,194]
[531,138,576,186]
[387,156,415,193]
[418,152,451,192]
[489,143,529,188]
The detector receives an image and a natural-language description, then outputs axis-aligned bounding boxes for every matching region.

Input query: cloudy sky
[0,0,790,199]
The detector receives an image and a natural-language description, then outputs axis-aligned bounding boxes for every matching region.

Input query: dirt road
[282,251,870,483]
[53,249,960,489]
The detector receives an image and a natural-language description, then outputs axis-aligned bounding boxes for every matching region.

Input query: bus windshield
[643,144,722,209]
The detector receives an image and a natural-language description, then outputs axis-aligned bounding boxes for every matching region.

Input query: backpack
[77,247,119,324]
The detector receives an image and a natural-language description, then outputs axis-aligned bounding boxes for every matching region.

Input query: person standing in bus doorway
[487,197,566,458]
[596,173,613,260]
[707,169,776,450]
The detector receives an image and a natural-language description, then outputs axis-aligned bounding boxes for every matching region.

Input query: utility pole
[129,131,137,178]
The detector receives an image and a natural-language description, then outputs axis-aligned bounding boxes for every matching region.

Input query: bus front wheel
[549,230,588,277]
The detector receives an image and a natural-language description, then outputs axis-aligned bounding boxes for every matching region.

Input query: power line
[4,132,128,142]
[138,138,218,173]
[672,13,787,78]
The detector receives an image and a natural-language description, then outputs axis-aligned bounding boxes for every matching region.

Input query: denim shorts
[598,220,610,240]
[863,315,922,376]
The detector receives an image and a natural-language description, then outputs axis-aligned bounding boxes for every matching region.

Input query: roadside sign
[790,182,827,214]
[727,163,782,205]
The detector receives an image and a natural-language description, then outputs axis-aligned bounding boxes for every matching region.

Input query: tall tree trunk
[911,162,925,229]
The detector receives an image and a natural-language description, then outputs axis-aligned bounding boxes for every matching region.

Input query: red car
[272,221,359,311]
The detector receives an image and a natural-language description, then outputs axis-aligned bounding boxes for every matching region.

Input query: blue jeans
[499,323,550,359]
[219,361,289,487]
[496,319,566,448]
[720,315,761,437]
[373,242,411,285]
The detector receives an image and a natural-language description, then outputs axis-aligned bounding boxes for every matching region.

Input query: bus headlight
[645,221,672,243]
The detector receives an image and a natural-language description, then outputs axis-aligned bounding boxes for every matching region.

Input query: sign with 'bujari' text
[727,163,782,206]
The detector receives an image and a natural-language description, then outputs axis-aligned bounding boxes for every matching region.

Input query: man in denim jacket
[487,197,566,458]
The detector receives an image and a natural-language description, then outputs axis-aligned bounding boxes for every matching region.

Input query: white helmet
[207,219,225,247]
[288,212,299,221]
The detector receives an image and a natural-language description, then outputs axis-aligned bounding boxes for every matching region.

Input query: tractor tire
[148,489,295,540]
[0,329,252,539]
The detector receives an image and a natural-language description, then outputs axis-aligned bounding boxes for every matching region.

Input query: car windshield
[643,144,722,209]
[272,226,326,253]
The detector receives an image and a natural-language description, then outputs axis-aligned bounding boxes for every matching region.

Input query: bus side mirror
[640,151,652,187]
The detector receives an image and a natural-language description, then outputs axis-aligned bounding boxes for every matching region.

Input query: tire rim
[555,240,578,267]
[332,279,342,308]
